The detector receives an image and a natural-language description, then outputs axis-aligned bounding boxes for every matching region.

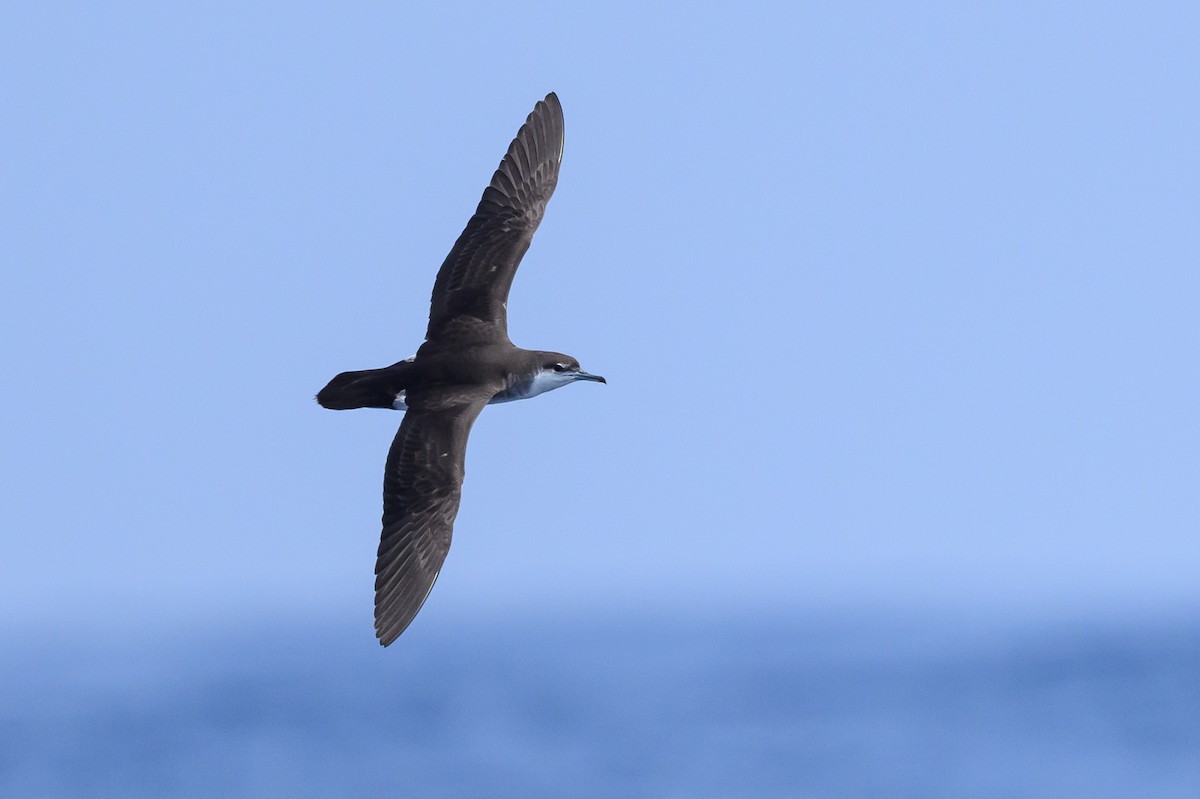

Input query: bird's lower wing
[374,389,491,645]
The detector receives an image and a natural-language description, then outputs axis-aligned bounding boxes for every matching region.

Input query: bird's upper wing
[424,92,564,347]
[373,387,493,645]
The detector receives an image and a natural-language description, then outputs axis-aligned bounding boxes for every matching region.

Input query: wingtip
[534,92,563,125]
[536,92,565,161]
[375,615,402,646]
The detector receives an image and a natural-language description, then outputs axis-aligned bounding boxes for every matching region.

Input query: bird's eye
[552,363,567,373]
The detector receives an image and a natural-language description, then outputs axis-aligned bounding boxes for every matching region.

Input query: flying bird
[317,93,604,645]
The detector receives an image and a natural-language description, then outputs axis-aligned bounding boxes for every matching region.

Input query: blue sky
[2,2,1198,637]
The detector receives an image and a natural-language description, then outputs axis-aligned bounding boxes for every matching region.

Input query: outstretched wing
[373,389,491,645]
[425,92,564,347]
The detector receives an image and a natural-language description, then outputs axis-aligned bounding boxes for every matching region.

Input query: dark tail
[316,360,413,410]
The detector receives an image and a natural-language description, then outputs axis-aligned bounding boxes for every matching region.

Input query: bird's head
[528,352,606,395]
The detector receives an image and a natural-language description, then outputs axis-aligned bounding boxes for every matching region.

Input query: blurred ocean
[3,612,1198,798]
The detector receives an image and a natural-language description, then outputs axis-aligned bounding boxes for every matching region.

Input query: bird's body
[317,93,603,646]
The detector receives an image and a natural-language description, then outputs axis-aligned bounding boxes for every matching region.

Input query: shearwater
[317,93,604,645]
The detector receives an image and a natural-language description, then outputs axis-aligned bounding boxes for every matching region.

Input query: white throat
[490,368,575,405]
[525,369,576,397]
